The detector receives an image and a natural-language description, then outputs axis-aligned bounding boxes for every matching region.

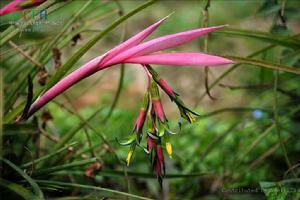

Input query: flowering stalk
[0,0,46,16]
[146,64,198,123]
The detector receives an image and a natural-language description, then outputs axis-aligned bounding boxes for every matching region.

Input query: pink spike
[99,15,170,67]
[105,25,227,66]
[27,55,105,117]
[124,52,234,66]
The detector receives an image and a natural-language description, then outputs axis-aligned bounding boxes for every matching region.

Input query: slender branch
[273,70,296,177]
[8,41,42,68]
[219,83,300,99]
[196,107,271,120]
[202,0,215,100]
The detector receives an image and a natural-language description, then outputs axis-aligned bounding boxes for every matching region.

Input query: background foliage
[1,0,300,199]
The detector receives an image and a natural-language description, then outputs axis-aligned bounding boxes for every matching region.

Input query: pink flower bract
[24,16,233,120]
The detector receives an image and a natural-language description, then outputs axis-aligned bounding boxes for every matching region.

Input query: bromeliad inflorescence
[118,64,200,185]
[13,14,233,184]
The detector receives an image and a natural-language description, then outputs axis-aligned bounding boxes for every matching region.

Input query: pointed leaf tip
[100,15,169,67]
[125,52,234,66]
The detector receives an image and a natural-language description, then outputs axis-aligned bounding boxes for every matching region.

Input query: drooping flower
[146,123,165,186]
[117,91,149,166]
[134,92,149,141]
[145,64,198,124]
[0,0,46,16]
[150,80,167,123]
[155,144,165,186]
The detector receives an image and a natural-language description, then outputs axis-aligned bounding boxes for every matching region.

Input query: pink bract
[24,16,233,120]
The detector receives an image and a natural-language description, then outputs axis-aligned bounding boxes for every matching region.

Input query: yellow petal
[166,142,173,158]
[126,145,135,166]
[187,112,195,123]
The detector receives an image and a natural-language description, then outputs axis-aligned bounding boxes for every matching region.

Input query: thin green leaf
[21,142,78,168]
[54,170,211,179]
[36,180,154,200]
[0,157,44,199]
[225,55,300,75]
[214,28,300,49]
[32,158,97,177]
[0,178,37,200]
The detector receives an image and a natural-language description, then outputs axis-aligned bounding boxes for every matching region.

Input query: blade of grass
[214,28,300,49]
[0,178,37,200]
[4,61,31,112]
[32,158,97,177]
[21,142,78,168]
[224,55,300,75]
[0,157,44,199]
[8,41,43,67]
[36,180,154,200]
[53,170,211,179]
[196,107,271,120]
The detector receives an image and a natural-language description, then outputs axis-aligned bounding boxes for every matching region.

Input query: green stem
[273,70,296,177]
[103,3,127,123]
[21,142,77,168]
[225,55,300,75]
[32,158,97,177]
[196,107,271,120]
[35,180,153,200]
